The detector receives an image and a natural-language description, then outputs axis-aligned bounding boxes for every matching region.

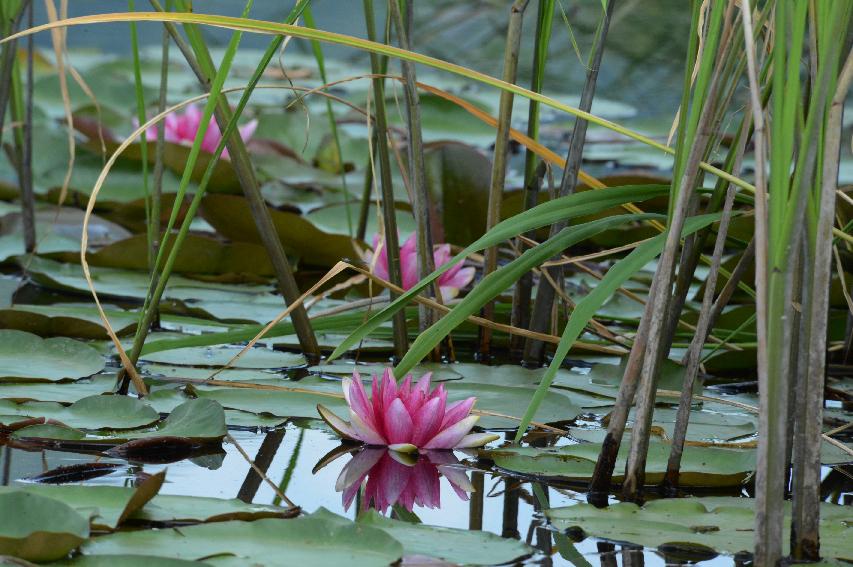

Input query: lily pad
[140,344,306,369]
[11,399,227,445]
[81,516,404,566]
[200,194,362,268]
[0,491,90,562]
[546,497,853,560]
[357,509,533,565]
[0,473,164,530]
[0,330,105,381]
[483,437,756,487]
[0,374,116,404]
[0,303,138,339]
[0,395,159,430]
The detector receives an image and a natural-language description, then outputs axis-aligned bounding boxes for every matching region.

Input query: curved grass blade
[395,213,660,375]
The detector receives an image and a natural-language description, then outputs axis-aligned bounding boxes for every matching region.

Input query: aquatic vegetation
[366,233,476,299]
[137,103,257,158]
[318,370,500,452]
[336,448,472,513]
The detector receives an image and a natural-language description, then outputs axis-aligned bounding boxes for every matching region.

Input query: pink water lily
[337,448,473,514]
[139,103,257,159]
[317,369,499,453]
[366,233,476,300]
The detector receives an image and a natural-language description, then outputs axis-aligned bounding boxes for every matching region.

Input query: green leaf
[0,395,160,430]
[0,491,90,562]
[139,344,306,369]
[0,473,164,530]
[357,509,533,565]
[0,330,105,381]
[546,497,853,560]
[200,194,361,268]
[484,437,755,487]
[11,399,227,444]
[81,516,404,566]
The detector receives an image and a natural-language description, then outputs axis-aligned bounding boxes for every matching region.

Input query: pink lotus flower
[336,447,473,514]
[317,370,499,453]
[366,233,476,300]
[139,103,257,159]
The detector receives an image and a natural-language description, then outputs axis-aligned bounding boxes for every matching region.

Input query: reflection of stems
[481,0,529,358]
[468,471,484,531]
[389,0,438,334]
[525,0,614,364]
[364,0,408,360]
[275,428,304,506]
[236,428,286,504]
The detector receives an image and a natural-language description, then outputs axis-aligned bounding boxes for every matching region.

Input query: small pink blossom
[138,103,257,159]
[366,233,476,300]
[317,369,499,453]
[336,448,473,514]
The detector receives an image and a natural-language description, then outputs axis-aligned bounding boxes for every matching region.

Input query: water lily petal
[410,396,445,447]
[380,368,397,414]
[454,432,501,448]
[343,373,377,431]
[384,398,414,445]
[424,415,480,449]
[316,404,358,440]
[440,397,475,430]
[400,233,418,290]
[349,408,387,445]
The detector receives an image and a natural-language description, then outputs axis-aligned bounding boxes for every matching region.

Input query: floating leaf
[0,304,138,339]
[0,473,164,530]
[81,516,404,566]
[546,497,853,560]
[357,509,533,565]
[0,330,105,381]
[483,437,755,487]
[0,491,90,562]
[140,344,306,369]
[0,395,159,430]
[11,399,227,445]
[200,194,361,268]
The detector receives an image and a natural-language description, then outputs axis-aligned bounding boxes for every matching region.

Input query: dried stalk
[790,44,853,561]
[525,0,615,364]
[19,0,34,253]
[480,0,529,357]
[364,0,408,359]
[622,1,729,499]
[389,0,438,333]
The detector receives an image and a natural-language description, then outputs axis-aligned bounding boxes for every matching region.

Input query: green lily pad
[200,194,362,268]
[0,330,105,381]
[357,509,533,565]
[546,497,853,560]
[48,556,205,567]
[81,516,404,566]
[0,395,159,430]
[0,473,164,530]
[140,344,306,369]
[11,399,227,445]
[0,303,138,339]
[0,491,90,562]
[0,374,116,404]
[483,437,756,487]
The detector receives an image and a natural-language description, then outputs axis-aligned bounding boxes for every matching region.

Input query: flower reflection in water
[335,447,473,514]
